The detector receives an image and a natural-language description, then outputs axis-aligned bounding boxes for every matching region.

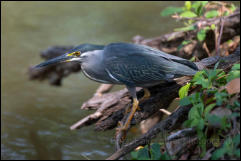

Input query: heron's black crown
[68,44,105,54]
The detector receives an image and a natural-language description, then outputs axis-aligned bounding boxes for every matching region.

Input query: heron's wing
[104,43,198,83]
[104,43,198,70]
[104,54,169,86]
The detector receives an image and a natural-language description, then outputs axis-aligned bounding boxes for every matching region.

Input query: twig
[94,84,114,97]
[71,89,128,129]
[160,109,171,115]
[202,42,211,57]
[167,128,196,142]
[216,17,225,56]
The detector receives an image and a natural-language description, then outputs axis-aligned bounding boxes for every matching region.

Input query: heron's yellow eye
[67,51,81,57]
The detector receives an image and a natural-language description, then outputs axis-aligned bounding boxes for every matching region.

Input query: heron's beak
[34,52,81,68]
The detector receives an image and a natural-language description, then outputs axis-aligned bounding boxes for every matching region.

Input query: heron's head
[34,44,105,68]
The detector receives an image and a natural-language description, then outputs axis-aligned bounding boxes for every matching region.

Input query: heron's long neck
[81,50,110,83]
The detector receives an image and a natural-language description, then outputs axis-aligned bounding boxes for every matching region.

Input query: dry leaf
[225,78,240,94]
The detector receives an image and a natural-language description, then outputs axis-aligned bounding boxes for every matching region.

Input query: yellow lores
[66,52,81,62]
[67,51,81,57]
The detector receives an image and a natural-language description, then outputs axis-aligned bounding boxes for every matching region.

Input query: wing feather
[103,43,198,86]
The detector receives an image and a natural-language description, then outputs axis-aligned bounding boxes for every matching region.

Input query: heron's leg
[139,88,151,102]
[124,88,150,113]
[122,97,139,130]
[133,88,150,111]
[119,86,139,131]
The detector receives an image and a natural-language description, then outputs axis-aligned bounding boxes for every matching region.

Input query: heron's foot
[116,98,139,140]
[125,106,131,114]
[125,105,141,114]
[137,106,141,111]
[115,121,128,141]
[139,88,151,102]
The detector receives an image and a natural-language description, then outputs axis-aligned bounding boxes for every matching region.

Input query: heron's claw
[115,121,127,141]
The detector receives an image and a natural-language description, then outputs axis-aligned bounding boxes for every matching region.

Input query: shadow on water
[28,128,62,160]
[2,1,183,160]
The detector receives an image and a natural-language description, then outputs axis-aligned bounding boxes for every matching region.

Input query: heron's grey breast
[81,50,122,84]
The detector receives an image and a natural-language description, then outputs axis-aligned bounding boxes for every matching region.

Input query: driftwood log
[28,9,240,160]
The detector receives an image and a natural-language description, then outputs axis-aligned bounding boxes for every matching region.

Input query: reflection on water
[2,1,182,159]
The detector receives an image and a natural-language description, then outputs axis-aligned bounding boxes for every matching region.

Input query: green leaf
[211,146,226,160]
[211,136,239,160]
[220,116,231,130]
[190,118,200,127]
[224,11,230,16]
[189,92,202,105]
[179,83,191,99]
[189,105,202,120]
[228,3,237,12]
[192,1,208,9]
[183,119,192,127]
[204,103,216,118]
[194,77,209,88]
[197,29,206,42]
[197,129,207,157]
[185,1,192,11]
[131,151,139,160]
[215,91,228,106]
[232,63,240,70]
[161,7,183,16]
[198,118,205,130]
[150,143,161,160]
[192,71,205,82]
[226,39,233,45]
[227,70,240,82]
[182,40,191,45]
[189,56,196,62]
[137,147,150,160]
[192,1,208,16]
[205,10,219,18]
[180,11,197,18]
[177,40,192,50]
[234,149,240,158]
[160,152,171,160]
[227,64,240,82]
[204,26,210,31]
[197,103,204,115]
[233,134,240,147]
[211,24,216,30]
[180,96,191,106]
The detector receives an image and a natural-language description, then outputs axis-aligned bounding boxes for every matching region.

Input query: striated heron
[34,42,198,134]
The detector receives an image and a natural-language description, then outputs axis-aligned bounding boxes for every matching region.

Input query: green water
[1,2,183,160]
